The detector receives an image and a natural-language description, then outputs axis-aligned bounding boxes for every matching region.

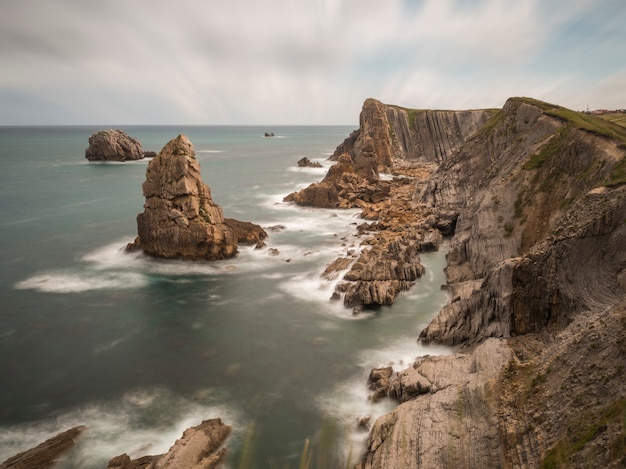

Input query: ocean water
[0,126,451,468]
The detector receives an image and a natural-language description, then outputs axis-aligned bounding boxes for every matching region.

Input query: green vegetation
[522,125,572,170]
[503,222,514,237]
[540,398,626,468]
[608,156,626,186]
[599,113,626,128]
[476,108,507,138]
[516,97,626,143]
[399,107,426,129]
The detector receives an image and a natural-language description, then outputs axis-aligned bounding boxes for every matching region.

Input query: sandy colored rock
[85,129,144,161]
[128,134,239,260]
[0,425,86,469]
[107,418,231,469]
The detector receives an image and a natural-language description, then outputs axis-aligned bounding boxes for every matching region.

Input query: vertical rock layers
[128,134,239,260]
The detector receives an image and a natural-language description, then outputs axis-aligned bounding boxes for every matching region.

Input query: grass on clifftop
[516,97,626,143]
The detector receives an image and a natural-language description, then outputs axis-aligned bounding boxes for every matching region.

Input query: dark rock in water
[264,132,275,137]
[297,156,322,168]
[85,129,144,161]
[106,418,231,469]
[143,151,157,158]
[127,135,264,261]
[224,218,267,245]
[0,425,86,469]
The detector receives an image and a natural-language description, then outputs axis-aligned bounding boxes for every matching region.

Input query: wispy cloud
[0,0,624,124]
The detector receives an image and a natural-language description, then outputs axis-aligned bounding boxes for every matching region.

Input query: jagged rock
[127,135,242,260]
[417,98,626,345]
[264,132,275,137]
[354,97,626,468]
[0,426,86,469]
[340,234,426,308]
[107,418,231,469]
[297,156,322,168]
[367,366,394,402]
[85,129,144,161]
[223,218,267,245]
[321,257,353,280]
[331,98,492,169]
[358,340,512,469]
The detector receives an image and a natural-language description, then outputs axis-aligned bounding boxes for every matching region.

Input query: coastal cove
[0,126,452,468]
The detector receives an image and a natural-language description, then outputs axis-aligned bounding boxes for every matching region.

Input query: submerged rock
[85,129,144,161]
[128,134,265,260]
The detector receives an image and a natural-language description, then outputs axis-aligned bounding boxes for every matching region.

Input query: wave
[14,271,148,294]
[0,387,243,469]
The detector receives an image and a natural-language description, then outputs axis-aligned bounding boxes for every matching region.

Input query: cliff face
[332,99,493,167]
[417,98,626,344]
[356,97,626,468]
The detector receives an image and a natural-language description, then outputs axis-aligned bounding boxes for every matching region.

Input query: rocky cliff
[127,134,265,260]
[346,97,626,468]
[331,98,493,167]
[85,129,145,161]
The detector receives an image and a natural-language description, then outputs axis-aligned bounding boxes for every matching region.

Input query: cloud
[0,0,624,124]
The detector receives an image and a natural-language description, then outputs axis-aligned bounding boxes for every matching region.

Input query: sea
[0,125,451,468]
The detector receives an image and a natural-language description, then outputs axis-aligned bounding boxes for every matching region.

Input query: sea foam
[0,387,242,469]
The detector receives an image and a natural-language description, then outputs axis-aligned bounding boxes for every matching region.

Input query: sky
[1,0,625,125]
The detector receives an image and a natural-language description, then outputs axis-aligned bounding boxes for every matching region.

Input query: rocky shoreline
[4,97,625,468]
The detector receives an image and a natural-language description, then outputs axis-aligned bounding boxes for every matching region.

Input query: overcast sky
[1,0,625,125]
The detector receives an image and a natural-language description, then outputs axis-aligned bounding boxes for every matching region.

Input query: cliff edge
[348,97,626,468]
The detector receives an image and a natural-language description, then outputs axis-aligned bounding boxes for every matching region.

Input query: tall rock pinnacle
[128,134,239,260]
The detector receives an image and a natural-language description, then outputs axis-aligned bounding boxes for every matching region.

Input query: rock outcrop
[348,97,626,468]
[0,426,86,469]
[107,418,231,469]
[416,97,626,345]
[85,129,145,161]
[297,156,322,168]
[127,134,265,260]
[331,99,493,166]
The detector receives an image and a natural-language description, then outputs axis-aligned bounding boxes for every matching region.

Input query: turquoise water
[0,126,450,468]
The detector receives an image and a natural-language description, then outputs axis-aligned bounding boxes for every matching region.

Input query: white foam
[14,271,147,294]
[0,388,243,469]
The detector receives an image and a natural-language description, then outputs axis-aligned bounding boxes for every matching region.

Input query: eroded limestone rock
[85,129,144,161]
[128,134,265,260]
[107,418,231,469]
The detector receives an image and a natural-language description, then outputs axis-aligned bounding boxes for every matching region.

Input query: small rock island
[127,134,265,260]
[85,129,145,161]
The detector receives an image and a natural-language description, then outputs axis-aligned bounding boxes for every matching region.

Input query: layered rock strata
[0,426,86,469]
[107,418,231,469]
[128,134,265,260]
[331,98,493,165]
[85,129,145,161]
[352,97,626,468]
[286,151,437,308]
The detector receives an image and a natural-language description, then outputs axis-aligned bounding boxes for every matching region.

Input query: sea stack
[128,134,239,260]
[85,129,144,161]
